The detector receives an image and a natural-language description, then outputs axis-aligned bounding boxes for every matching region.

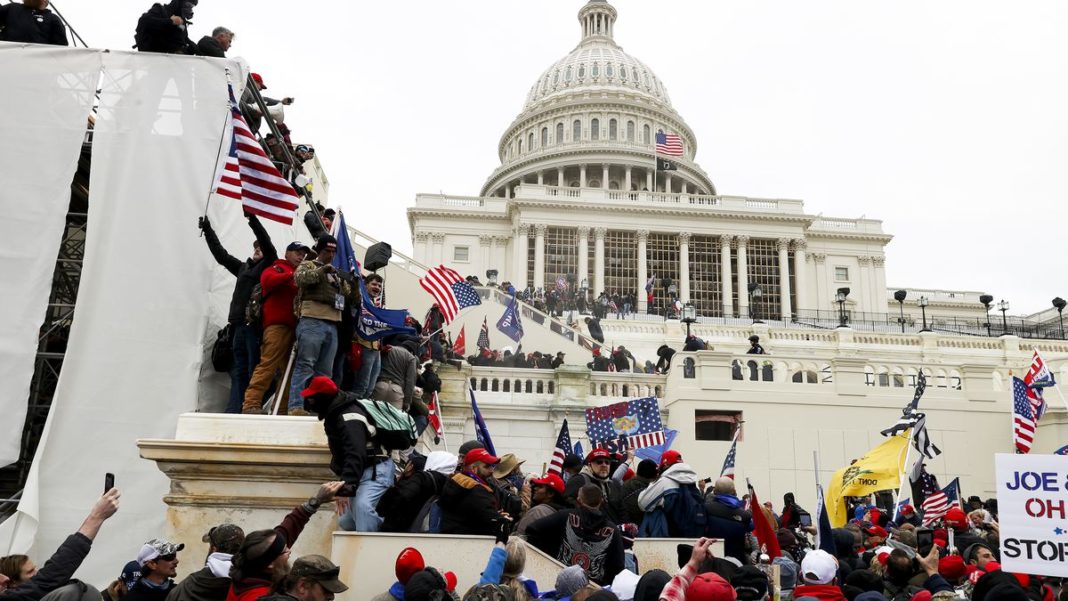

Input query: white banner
[995,453,1068,577]
[0,44,103,466]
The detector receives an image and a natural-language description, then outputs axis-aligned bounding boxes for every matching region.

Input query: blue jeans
[227,324,261,414]
[351,348,381,398]
[338,458,394,532]
[288,318,338,410]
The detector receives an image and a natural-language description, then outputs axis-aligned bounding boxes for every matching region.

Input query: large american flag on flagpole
[215,85,300,224]
[548,419,572,476]
[655,131,684,156]
[419,265,482,323]
[1012,376,1037,454]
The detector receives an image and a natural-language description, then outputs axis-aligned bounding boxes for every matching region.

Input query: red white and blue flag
[1023,349,1054,420]
[427,391,444,441]
[921,478,960,526]
[585,397,664,449]
[1012,376,1037,454]
[477,317,491,350]
[215,84,300,224]
[655,131,683,157]
[548,419,572,476]
[720,433,738,479]
[419,265,482,323]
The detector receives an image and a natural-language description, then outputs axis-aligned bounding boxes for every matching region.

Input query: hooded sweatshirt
[524,507,624,586]
[635,463,697,511]
[166,559,232,601]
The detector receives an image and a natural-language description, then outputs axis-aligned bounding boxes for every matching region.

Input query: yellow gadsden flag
[826,434,909,527]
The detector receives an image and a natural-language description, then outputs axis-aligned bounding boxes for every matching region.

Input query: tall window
[746,239,782,320]
[591,118,600,141]
[573,120,582,142]
[556,123,564,144]
[626,120,635,141]
[544,227,578,291]
[526,230,536,289]
[541,127,548,148]
[604,230,637,297]
[646,233,679,316]
[518,138,523,154]
[689,236,723,317]
[642,124,650,144]
[609,119,618,140]
[528,132,535,151]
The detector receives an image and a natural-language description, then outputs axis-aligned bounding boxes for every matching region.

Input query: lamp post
[835,287,850,328]
[748,283,763,324]
[979,294,993,337]
[682,303,697,337]
[1053,297,1066,339]
[997,299,1010,335]
[917,296,930,332]
[893,290,907,333]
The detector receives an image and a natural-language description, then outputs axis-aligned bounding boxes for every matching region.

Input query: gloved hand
[493,514,513,544]
[197,216,209,230]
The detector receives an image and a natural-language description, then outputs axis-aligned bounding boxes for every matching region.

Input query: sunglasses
[591,459,611,465]
[157,554,177,562]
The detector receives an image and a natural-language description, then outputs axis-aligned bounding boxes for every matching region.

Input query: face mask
[180,1,196,22]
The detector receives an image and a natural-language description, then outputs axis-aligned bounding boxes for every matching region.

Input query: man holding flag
[497,292,524,343]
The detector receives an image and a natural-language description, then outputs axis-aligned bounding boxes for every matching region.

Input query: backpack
[663,484,709,538]
[356,398,418,451]
[245,265,283,327]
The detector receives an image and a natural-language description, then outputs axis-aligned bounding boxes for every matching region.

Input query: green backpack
[356,398,418,450]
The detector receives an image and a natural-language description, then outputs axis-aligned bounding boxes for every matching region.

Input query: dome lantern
[578,1,618,45]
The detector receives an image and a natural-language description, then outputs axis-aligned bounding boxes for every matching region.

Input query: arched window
[536,381,544,394]
[556,123,564,144]
[642,124,650,144]
[627,121,635,141]
[541,127,548,147]
[552,70,560,85]
[592,63,600,78]
[606,63,614,77]
[528,132,535,150]
[502,380,510,392]
[609,119,618,140]
[578,64,586,79]
[548,381,555,394]
[518,138,523,154]
[565,66,573,82]
[591,118,600,141]
[620,65,628,81]
[573,120,582,141]
[491,378,499,392]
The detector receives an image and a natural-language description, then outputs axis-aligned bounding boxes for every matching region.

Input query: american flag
[1024,349,1054,420]
[720,435,738,479]
[921,478,960,526]
[548,419,572,476]
[655,131,683,157]
[1012,376,1037,454]
[215,85,300,224]
[427,391,444,440]
[419,265,482,323]
[585,397,665,449]
[477,317,490,350]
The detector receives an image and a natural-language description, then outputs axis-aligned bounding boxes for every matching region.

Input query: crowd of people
[1,443,1050,601]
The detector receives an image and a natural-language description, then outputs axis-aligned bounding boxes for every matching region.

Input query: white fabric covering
[0,44,102,467]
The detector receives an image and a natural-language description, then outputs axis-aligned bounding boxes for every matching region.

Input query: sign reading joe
[995,453,1068,577]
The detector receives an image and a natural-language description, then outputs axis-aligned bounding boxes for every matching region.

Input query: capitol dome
[481,0,715,198]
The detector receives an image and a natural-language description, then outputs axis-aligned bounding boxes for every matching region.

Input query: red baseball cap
[464,448,500,466]
[586,448,611,463]
[394,548,424,585]
[531,473,565,495]
[251,72,266,89]
[659,450,683,471]
[944,507,968,527]
[863,525,888,538]
[939,555,966,581]
[300,375,338,398]
[686,572,736,600]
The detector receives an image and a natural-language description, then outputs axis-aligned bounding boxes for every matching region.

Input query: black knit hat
[404,568,448,601]
[730,566,769,601]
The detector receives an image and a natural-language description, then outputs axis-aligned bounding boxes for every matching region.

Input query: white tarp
[0,44,102,467]
[995,453,1068,577]
[0,49,312,587]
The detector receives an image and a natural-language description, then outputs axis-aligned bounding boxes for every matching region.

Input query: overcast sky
[57,0,1068,315]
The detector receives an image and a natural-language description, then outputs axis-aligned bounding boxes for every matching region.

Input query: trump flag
[585,397,664,450]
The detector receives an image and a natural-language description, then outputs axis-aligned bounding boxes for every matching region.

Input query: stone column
[625,166,632,191]
[577,226,590,289]
[681,181,688,195]
[580,164,587,188]
[414,232,429,264]
[777,238,792,321]
[858,256,873,314]
[489,236,504,275]
[720,235,733,317]
[504,185,511,199]
[679,232,691,303]
[431,233,445,265]
[479,234,491,271]
[602,164,610,189]
[792,239,807,315]
[813,253,828,311]
[533,224,547,291]
[557,167,565,187]
[514,224,530,288]
[872,256,887,312]
[735,236,750,318]
[594,227,606,294]
[637,229,649,313]
[664,173,672,193]
[645,170,653,191]
[537,171,544,185]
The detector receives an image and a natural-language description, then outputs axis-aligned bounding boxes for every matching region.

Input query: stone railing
[521,184,805,214]
[411,194,509,213]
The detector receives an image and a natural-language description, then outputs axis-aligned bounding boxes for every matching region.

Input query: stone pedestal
[138,413,337,581]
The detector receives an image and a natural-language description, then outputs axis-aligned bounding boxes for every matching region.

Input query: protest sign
[995,453,1068,577]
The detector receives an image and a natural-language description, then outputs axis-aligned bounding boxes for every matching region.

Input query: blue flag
[469,387,496,456]
[573,441,584,458]
[332,212,417,342]
[815,483,836,554]
[634,429,679,465]
[1056,444,1068,456]
[496,293,524,343]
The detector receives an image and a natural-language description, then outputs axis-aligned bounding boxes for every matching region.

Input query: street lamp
[1053,297,1066,339]
[748,283,763,324]
[917,296,930,332]
[486,269,498,287]
[979,294,994,337]
[893,290,907,333]
[835,287,850,328]
[997,299,1010,335]
[682,303,697,337]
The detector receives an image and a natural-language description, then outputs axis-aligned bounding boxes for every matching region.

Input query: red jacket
[260,260,297,329]
[791,584,847,600]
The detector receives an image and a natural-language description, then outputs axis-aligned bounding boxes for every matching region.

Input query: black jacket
[563,472,624,525]
[377,470,448,533]
[202,215,277,325]
[195,35,225,57]
[586,318,604,343]
[0,534,91,601]
[312,392,372,487]
[0,4,67,45]
[525,508,625,586]
[125,580,175,601]
[704,495,753,563]
[620,475,652,525]
[437,472,499,536]
[165,567,230,601]
[134,3,193,54]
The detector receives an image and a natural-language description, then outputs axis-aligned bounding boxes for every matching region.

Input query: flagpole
[201,68,236,235]
[891,431,915,522]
